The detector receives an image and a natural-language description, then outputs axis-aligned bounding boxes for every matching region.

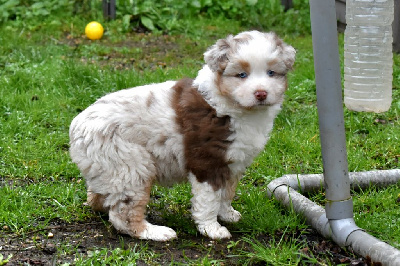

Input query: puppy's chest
[227,118,269,167]
[171,78,270,183]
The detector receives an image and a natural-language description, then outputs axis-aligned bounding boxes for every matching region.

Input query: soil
[62,31,204,72]
[0,216,370,265]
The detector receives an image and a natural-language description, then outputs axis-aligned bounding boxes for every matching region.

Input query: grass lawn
[0,14,399,265]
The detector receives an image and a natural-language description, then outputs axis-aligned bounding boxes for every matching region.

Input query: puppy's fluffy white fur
[69,31,295,241]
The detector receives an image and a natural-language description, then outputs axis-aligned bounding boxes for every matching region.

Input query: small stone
[43,243,57,254]
[48,232,54,238]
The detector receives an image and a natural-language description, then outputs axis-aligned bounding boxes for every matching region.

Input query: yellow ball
[85,21,104,40]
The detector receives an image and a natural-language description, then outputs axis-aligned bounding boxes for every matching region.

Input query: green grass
[74,245,155,265]
[0,11,399,265]
[240,234,319,265]
[353,185,400,248]
[0,180,88,234]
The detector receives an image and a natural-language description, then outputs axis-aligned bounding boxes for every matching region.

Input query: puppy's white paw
[218,207,241,223]
[139,223,177,241]
[197,222,232,240]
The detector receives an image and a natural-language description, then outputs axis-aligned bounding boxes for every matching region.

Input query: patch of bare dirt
[1,217,369,265]
[58,32,204,72]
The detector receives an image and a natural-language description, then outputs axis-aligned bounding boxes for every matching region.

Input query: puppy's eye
[267,70,275,77]
[236,72,248,79]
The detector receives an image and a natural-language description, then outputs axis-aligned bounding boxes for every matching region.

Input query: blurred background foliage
[0,0,311,35]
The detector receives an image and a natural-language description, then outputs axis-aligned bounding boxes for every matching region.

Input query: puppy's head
[204,31,296,109]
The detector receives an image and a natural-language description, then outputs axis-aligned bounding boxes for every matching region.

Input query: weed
[240,231,318,265]
[0,0,73,23]
[75,245,148,265]
[0,254,12,266]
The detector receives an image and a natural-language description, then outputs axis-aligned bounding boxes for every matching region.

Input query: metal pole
[103,0,116,20]
[309,0,353,221]
[393,0,400,52]
[280,0,293,11]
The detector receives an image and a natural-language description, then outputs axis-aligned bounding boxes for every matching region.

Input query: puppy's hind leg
[189,173,232,240]
[107,181,177,242]
[86,188,109,213]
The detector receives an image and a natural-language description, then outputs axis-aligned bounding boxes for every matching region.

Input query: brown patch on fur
[218,62,228,72]
[109,182,153,237]
[239,60,251,74]
[126,184,152,236]
[222,177,239,202]
[234,33,253,44]
[205,38,231,72]
[215,72,230,96]
[271,33,295,70]
[157,134,168,145]
[146,91,155,107]
[172,78,233,191]
[217,38,231,52]
[267,58,288,76]
[214,73,238,107]
[267,58,279,68]
[86,190,109,213]
[272,32,283,47]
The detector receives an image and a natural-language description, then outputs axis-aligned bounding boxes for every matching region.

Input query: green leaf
[31,2,45,9]
[0,0,19,9]
[246,0,258,6]
[191,0,201,8]
[0,254,12,266]
[140,15,155,31]
[122,14,132,30]
[200,0,212,6]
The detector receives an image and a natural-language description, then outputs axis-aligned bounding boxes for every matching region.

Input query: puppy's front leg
[189,173,232,240]
[218,176,241,223]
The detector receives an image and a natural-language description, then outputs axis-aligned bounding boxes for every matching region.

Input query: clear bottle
[344,0,394,113]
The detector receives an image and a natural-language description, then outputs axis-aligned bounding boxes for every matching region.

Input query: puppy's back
[68,80,186,187]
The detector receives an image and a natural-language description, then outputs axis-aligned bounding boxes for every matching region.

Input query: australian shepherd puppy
[69,30,295,241]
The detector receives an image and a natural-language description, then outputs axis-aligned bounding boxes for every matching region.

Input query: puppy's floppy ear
[204,35,234,72]
[281,43,296,71]
[269,32,296,71]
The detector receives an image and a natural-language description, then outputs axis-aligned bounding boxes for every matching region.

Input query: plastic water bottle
[344,0,394,113]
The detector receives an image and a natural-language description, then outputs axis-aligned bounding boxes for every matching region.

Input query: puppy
[69,30,295,241]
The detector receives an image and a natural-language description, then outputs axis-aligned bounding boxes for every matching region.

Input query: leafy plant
[0,0,311,35]
[0,254,12,266]
[116,0,311,35]
[0,0,19,22]
[0,0,73,22]
[117,0,189,33]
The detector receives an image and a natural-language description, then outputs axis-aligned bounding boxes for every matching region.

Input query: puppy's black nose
[255,90,267,101]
